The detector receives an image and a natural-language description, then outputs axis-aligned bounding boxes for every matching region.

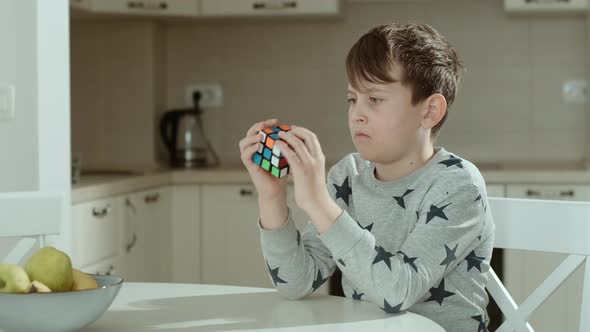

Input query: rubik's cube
[252,124,291,178]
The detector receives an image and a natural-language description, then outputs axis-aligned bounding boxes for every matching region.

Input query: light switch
[563,80,587,104]
[0,83,15,121]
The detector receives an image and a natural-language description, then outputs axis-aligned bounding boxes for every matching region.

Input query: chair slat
[489,198,590,255]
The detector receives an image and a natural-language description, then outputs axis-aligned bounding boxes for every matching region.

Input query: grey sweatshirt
[259,147,495,332]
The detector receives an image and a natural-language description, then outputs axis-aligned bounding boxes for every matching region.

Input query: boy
[238,22,494,332]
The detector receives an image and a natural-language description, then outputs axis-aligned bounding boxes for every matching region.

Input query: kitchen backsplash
[70,0,588,170]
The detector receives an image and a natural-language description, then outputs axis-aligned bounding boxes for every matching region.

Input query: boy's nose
[351,106,368,123]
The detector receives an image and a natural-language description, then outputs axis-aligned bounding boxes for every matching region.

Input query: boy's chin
[356,149,378,162]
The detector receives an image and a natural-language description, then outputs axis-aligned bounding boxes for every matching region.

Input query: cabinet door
[170,185,200,283]
[200,184,265,287]
[200,184,330,294]
[141,187,172,282]
[200,0,340,16]
[72,0,200,16]
[71,196,124,269]
[486,184,505,198]
[507,184,590,201]
[503,184,587,332]
[80,255,124,278]
[123,187,172,282]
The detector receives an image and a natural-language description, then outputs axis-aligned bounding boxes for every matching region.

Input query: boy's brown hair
[346,22,464,138]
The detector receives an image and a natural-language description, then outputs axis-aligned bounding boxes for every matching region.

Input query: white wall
[0,0,71,258]
[0,0,39,191]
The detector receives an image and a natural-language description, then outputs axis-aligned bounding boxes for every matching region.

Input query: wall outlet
[562,80,587,104]
[185,83,223,109]
[0,83,15,121]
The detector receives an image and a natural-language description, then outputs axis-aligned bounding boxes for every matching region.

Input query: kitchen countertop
[71,163,590,204]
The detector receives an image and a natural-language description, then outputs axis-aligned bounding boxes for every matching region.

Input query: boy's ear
[421,93,447,129]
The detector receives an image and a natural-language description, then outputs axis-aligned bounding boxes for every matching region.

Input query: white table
[86,282,444,331]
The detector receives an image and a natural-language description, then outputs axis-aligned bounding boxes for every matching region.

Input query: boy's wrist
[258,195,289,231]
[307,195,342,234]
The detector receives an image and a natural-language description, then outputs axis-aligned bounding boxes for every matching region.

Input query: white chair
[487,197,590,332]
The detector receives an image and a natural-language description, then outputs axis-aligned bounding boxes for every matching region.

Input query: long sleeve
[318,182,486,312]
[258,206,336,300]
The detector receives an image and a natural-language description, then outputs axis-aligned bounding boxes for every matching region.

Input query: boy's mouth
[354,131,370,138]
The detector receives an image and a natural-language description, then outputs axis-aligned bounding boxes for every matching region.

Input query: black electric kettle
[160,92,219,168]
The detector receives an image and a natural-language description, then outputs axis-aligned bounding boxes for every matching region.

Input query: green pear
[24,246,73,292]
[0,263,31,293]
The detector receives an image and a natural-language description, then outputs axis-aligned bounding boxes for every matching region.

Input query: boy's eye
[369,97,383,104]
[347,97,356,104]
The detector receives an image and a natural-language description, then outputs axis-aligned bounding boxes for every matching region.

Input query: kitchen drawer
[80,255,124,277]
[506,184,590,201]
[71,197,124,267]
[71,0,200,17]
[201,0,340,16]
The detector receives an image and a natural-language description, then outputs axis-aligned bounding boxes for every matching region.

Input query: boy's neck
[374,145,436,182]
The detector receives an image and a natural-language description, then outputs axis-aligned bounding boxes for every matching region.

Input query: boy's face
[347,63,427,164]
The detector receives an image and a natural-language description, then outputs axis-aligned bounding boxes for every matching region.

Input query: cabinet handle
[124,198,138,253]
[253,1,297,10]
[126,233,137,253]
[96,265,115,276]
[559,190,575,197]
[525,189,541,197]
[240,188,254,196]
[127,1,168,11]
[125,198,137,214]
[92,204,111,218]
[144,193,160,204]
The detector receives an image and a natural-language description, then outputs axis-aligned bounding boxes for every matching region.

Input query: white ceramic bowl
[0,274,123,332]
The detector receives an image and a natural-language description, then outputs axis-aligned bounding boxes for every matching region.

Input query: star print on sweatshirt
[258,147,495,332]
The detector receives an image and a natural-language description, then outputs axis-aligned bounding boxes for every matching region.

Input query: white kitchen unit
[170,185,201,283]
[503,184,588,332]
[80,255,125,277]
[70,0,200,17]
[71,196,125,274]
[507,184,590,201]
[486,184,506,198]
[71,0,340,17]
[199,184,329,294]
[123,187,173,282]
[200,0,340,17]
[504,0,587,15]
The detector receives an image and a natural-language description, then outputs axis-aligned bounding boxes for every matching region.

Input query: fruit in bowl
[0,246,123,332]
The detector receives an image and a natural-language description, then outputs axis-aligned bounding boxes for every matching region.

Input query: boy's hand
[276,126,342,233]
[239,119,288,200]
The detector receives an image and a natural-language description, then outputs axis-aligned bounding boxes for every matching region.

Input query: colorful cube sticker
[252,124,291,178]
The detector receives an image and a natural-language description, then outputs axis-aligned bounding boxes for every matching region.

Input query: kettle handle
[159,112,176,152]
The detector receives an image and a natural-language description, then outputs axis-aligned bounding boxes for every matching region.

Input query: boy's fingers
[286,127,321,158]
[277,131,312,166]
[239,134,262,152]
[246,119,279,136]
[241,142,260,165]
[275,140,301,167]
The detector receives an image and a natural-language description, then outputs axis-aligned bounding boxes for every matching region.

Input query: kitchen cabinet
[70,0,201,17]
[506,184,590,201]
[502,184,588,332]
[170,185,201,283]
[486,184,506,198]
[71,196,126,270]
[504,0,587,15]
[71,0,340,18]
[80,255,125,278]
[199,184,329,294]
[123,187,173,282]
[200,0,340,17]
